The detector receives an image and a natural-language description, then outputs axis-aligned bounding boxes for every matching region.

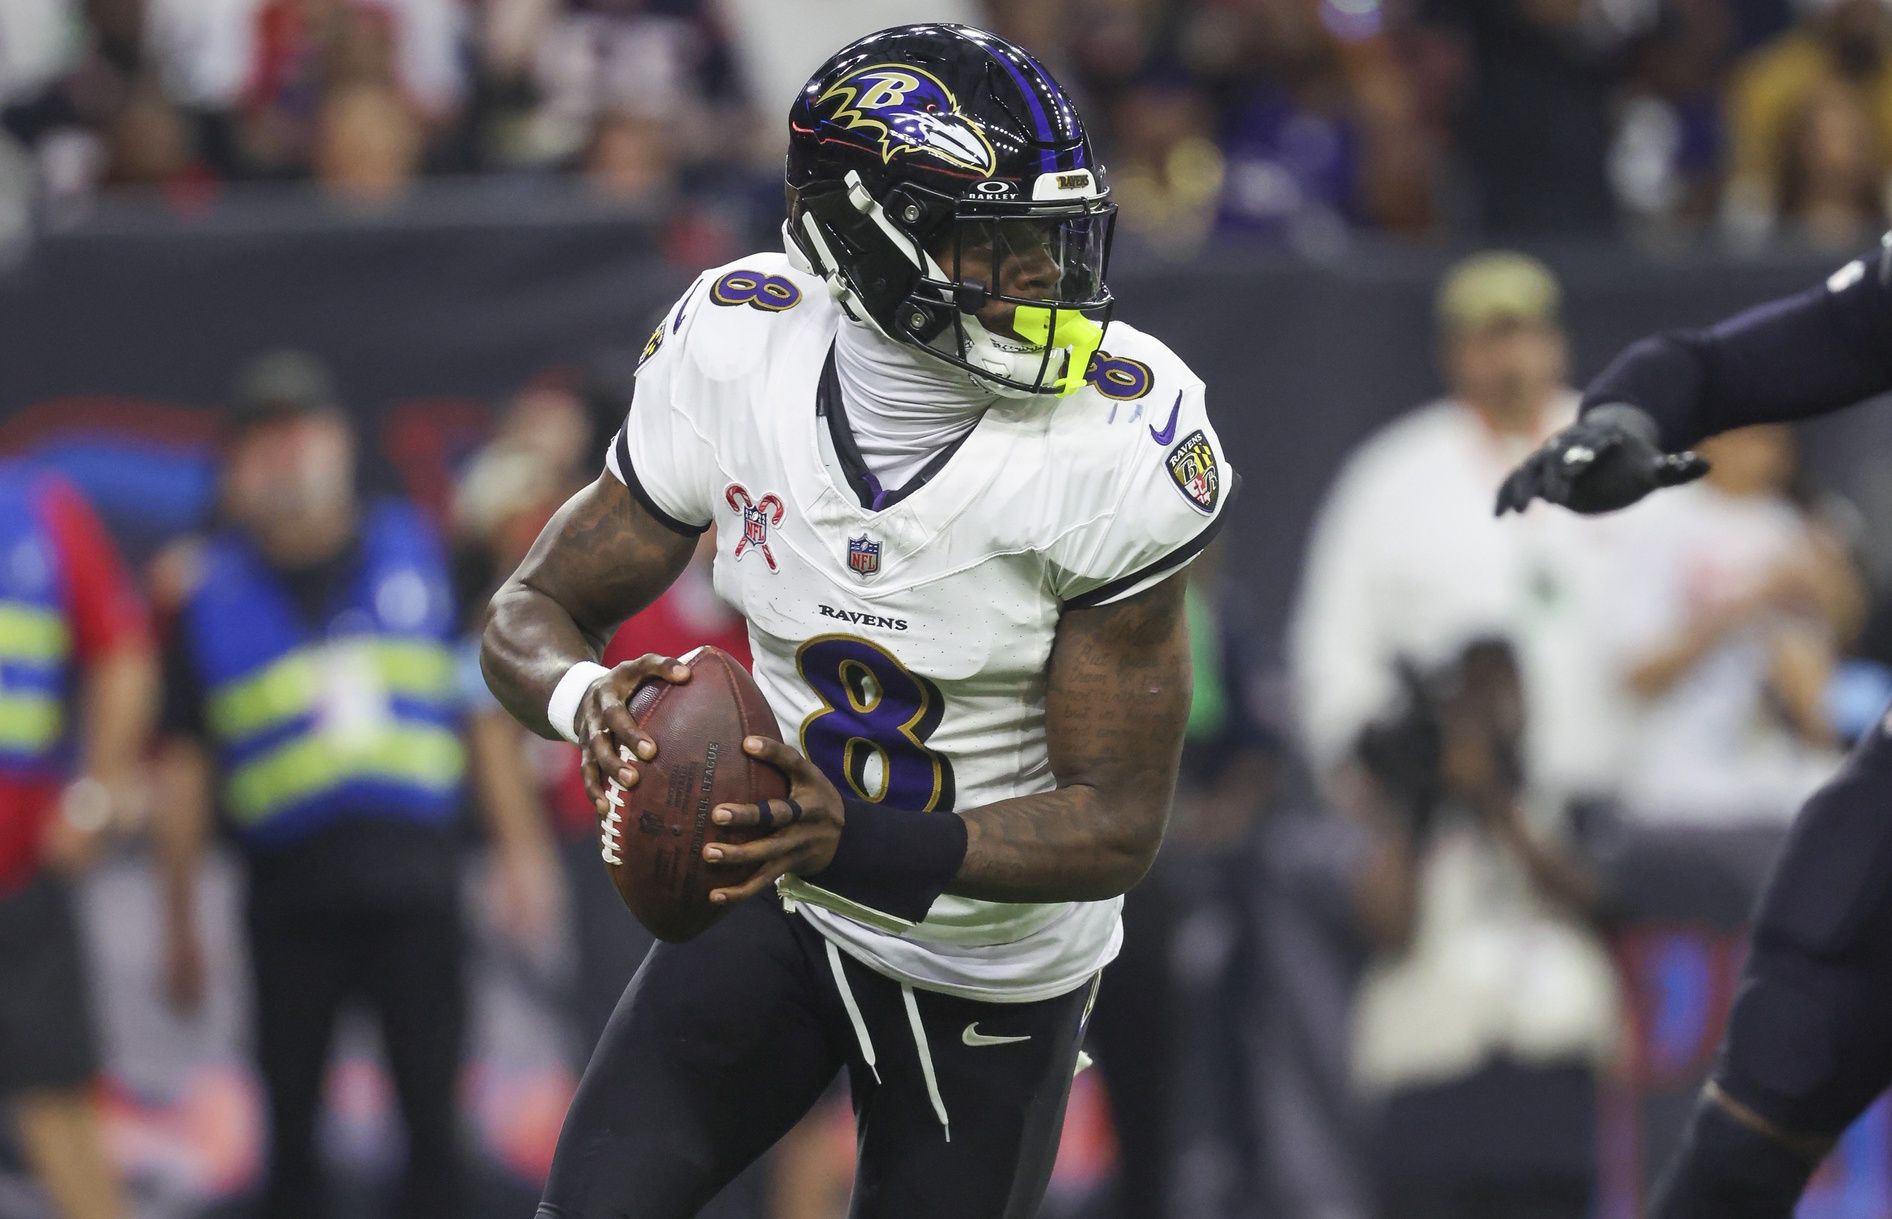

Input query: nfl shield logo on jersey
[847,535,881,579]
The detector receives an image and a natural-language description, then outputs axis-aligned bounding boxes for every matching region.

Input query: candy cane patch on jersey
[725,483,785,571]
[1164,429,1220,514]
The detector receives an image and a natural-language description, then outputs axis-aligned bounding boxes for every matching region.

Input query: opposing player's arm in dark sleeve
[1496,237,1892,516]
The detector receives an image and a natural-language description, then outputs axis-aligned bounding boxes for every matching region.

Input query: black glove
[1494,403,1709,516]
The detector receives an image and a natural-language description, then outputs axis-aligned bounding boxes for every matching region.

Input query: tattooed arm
[952,572,1191,901]
[704,572,1192,907]
[480,473,698,809]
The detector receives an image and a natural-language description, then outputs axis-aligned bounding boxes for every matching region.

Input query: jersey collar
[817,343,978,513]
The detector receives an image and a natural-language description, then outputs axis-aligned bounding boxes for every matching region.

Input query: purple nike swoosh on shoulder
[1149,392,1182,444]
[672,275,703,332]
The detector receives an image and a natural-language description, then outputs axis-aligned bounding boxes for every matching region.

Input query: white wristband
[548,661,612,746]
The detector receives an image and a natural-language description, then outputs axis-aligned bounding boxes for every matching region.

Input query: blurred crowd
[1273,249,1876,1218]
[6,14,1892,1219]
[6,243,1890,1219]
[8,0,1892,252]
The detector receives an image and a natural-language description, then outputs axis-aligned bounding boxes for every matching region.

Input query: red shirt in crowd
[0,475,152,894]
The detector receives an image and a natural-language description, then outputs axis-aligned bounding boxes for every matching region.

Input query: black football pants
[1651,718,1892,1217]
[535,892,1096,1219]
[248,892,466,1219]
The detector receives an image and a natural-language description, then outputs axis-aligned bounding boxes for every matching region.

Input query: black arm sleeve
[1581,238,1892,451]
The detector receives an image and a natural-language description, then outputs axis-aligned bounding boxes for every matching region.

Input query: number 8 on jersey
[796,635,955,813]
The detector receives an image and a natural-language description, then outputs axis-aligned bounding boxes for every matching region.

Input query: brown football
[599,646,787,942]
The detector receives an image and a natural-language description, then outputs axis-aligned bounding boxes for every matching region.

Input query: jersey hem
[792,902,1124,1004]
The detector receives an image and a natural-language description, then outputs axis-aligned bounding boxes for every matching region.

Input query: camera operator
[1349,638,1619,1219]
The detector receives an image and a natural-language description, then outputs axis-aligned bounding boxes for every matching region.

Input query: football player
[481,24,1237,1219]
[1495,238,1892,1217]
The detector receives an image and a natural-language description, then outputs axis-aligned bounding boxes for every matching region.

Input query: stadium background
[7,0,1892,1217]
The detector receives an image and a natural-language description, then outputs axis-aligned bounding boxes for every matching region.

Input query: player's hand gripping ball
[577,647,787,941]
[699,734,848,907]
[1494,403,1708,517]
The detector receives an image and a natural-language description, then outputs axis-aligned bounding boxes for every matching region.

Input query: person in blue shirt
[152,351,545,1219]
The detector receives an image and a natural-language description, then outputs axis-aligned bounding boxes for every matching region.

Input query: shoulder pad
[1067,319,1197,412]
[662,253,834,381]
[1043,334,1227,525]
[1040,365,1235,605]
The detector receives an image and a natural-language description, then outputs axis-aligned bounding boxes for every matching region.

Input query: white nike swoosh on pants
[961,1023,1031,1047]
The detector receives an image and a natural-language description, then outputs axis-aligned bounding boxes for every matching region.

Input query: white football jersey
[609,252,1236,1002]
